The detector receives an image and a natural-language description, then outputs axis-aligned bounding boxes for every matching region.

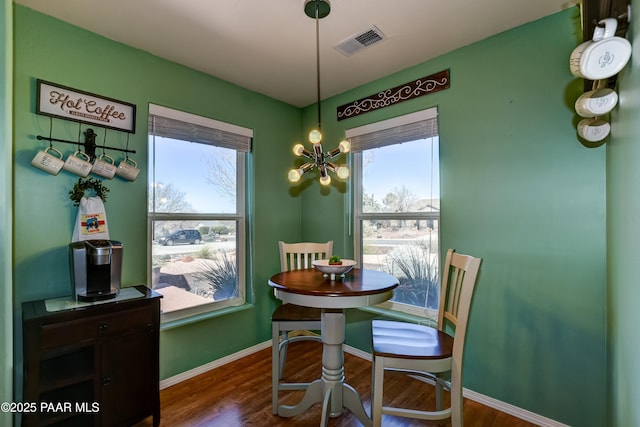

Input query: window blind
[346,107,438,152]
[148,105,252,152]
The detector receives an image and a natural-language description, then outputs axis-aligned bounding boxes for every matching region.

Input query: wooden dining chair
[271,240,333,414]
[371,248,482,427]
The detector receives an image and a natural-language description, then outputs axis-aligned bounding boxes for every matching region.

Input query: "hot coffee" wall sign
[36,79,136,133]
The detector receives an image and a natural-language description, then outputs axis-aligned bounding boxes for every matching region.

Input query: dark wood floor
[135,340,538,426]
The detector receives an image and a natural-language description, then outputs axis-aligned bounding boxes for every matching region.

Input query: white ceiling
[14,0,579,107]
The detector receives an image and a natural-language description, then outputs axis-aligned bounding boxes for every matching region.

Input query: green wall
[301,8,606,427]
[11,5,305,383]
[9,4,616,427]
[607,0,640,425]
[1,1,13,426]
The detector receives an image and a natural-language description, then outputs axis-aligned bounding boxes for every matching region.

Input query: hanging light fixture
[288,0,350,186]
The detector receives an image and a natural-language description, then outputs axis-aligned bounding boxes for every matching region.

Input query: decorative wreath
[69,177,110,206]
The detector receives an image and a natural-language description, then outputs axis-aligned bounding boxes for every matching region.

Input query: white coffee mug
[575,88,618,117]
[31,146,64,175]
[92,153,117,179]
[577,118,611,142]
[63,150,93,177]
[569,18,632,80]
[116,157,140,182]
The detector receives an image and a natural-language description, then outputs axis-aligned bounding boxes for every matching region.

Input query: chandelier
[287,0,350,186]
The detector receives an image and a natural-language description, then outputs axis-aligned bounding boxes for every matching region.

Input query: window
[349,108,440,318]
[148,105,252,322]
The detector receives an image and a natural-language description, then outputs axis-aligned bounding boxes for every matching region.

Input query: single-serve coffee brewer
[69,240,122,301]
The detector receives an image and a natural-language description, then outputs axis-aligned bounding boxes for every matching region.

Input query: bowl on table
[312,259,357,280]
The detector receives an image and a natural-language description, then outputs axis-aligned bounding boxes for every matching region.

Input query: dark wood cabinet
[22,286,162,427]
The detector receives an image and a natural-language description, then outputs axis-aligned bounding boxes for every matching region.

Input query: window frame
[147,104,252,323]
[349,108,440,318]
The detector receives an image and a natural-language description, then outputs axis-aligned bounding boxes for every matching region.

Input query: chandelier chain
[315,0,322,131]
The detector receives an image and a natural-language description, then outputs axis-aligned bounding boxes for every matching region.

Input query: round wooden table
[269,268,398,427]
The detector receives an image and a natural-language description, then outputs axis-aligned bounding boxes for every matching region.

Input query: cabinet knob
[102,376,111,386]
[98,323,109,333]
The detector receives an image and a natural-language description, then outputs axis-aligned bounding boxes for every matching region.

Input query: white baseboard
[159,340,272,389]
[463,389,569,427]
[344,343,372,361]
[160,340,568,427]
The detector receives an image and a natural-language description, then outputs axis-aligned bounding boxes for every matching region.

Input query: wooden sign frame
[337,69,450,121]
[36,79,136,133]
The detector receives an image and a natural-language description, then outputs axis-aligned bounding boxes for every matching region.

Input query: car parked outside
[159,229,202,246]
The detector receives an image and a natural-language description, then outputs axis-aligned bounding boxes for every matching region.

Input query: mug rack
[37,128,136,161]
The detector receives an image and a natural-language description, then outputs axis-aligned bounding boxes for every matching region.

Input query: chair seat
[372,319,454,359]
[272,303,321,322]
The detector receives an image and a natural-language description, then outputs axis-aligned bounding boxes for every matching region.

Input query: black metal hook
[36,127,135,162]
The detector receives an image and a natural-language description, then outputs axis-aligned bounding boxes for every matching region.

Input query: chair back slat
[437,249,482,337]
[448,267,462,319]
[278,241,334,272]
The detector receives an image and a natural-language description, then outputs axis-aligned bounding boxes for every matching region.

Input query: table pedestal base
[278,380,371,426]
[277,310,372,427]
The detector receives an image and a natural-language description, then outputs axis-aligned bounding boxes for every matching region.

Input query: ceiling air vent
[335,25,385,57]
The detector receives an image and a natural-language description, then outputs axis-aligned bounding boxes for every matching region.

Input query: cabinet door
[99,329,155,426]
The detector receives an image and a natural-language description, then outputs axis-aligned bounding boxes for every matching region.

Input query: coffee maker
[69,240,123,301]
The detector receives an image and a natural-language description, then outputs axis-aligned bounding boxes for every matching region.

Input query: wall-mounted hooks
[37,126,135,161]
